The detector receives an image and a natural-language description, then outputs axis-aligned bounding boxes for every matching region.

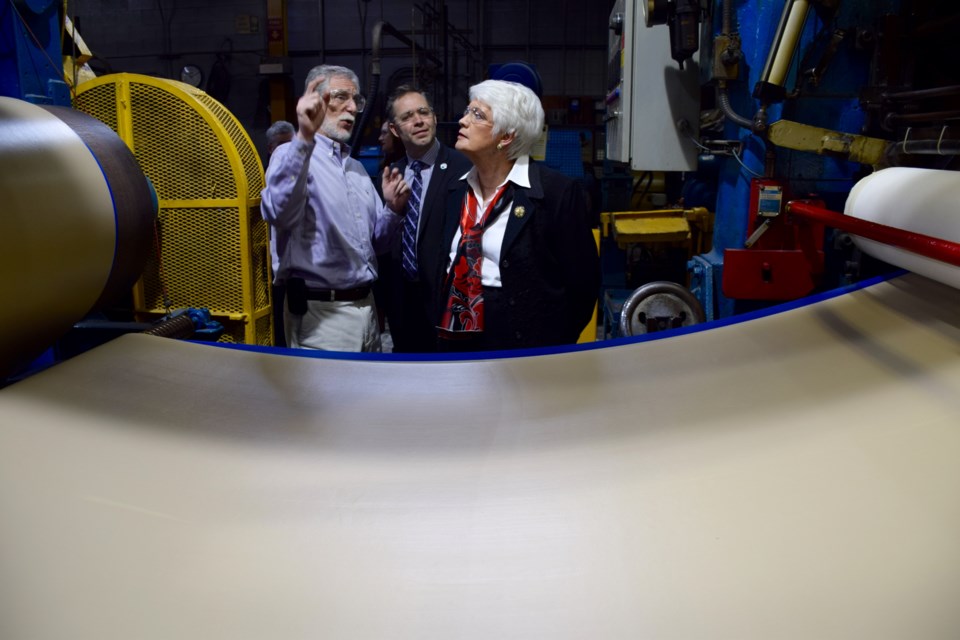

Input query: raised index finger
[305,75,327,96]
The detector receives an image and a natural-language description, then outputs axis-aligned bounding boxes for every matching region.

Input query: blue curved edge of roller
[200,270,904,362]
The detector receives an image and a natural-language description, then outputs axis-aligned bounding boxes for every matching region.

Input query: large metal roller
[1,271,960,638]
[0,97,154,378]
[845,167,960,287]
[2,109,960,637]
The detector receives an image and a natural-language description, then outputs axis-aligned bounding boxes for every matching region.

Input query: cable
[633,171,653,203]
[686,134,712,153]
[688,133,762,178]
[732,147,764,178]
[152,219,173,315]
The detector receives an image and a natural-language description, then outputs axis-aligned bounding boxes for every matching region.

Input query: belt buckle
[328,290,336,301]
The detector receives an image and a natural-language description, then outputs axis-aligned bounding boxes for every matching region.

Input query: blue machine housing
[0,0,71,105]
[688,0,902,320]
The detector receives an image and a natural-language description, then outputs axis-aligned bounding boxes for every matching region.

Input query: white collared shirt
[448,155,532,287]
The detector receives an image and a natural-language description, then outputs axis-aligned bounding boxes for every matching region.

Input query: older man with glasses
[377,84,472,352]
[261,65,412,352]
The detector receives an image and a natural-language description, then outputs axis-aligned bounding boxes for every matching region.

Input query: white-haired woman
[421,79,599,351]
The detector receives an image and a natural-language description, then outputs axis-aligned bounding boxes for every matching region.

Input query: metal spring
[140,314,196,339]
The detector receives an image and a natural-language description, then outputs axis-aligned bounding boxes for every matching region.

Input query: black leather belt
[304,286,371,302]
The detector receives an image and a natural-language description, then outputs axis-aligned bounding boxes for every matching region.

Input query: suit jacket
[423,160,600,350]
[379,143,471,351]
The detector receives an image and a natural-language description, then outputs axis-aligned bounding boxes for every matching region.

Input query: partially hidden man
[379,85,471,352]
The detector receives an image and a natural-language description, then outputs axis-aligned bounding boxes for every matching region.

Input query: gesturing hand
[296,76,328,141]
[382,166,411,214]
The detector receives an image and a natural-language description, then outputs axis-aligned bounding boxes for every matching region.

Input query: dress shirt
[448,155,532,287]
[262,134,403,289]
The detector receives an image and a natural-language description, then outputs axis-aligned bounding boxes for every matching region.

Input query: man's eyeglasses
[327,89,366,112]
[395,106,434,125]
[462,105,490,124]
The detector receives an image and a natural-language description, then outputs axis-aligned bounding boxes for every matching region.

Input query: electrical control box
[605,0,701,172]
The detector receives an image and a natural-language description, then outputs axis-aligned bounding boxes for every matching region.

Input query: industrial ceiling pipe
[351,21,445,156]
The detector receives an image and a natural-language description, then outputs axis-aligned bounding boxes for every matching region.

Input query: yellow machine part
[767,119,890,166]
[74,73,273,346]
[602,208,713,255]
[615,215,690,244]
[576,228,601,344]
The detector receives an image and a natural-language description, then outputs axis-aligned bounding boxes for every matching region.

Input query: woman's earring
[497,141,503,151]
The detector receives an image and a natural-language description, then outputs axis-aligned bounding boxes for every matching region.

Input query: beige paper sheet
[2,273,960,639]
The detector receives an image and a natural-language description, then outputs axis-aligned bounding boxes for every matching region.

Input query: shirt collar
[315,133,351,159]
[407,139,440,168]
[463,154,532,193]
[507,155,532,188]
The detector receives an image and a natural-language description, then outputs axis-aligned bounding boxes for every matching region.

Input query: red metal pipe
[786,200,960,267]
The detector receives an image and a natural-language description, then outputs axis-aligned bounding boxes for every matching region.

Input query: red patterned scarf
[438,183,513,336]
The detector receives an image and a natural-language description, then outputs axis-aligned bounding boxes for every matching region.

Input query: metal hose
[717,81,756,131]
[717,0,757,132]
[141,314,198,339]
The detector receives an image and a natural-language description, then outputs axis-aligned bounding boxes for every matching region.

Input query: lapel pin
[440,162,447,170]
[514,206,526,218]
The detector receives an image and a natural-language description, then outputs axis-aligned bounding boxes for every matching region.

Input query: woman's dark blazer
[420,160,600,350]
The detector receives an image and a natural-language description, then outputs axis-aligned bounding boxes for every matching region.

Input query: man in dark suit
[380,86,471,352]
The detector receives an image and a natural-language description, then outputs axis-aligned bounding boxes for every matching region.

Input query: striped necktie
[401,160,425,280]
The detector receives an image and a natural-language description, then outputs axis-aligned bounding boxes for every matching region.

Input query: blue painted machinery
[606,0,960,329]
[692,0,900,320]
[0,0,71,105]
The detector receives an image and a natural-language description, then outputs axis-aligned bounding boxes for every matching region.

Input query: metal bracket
[699,139,743,157]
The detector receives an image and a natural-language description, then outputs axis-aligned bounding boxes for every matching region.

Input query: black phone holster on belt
[286,277,308,315]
